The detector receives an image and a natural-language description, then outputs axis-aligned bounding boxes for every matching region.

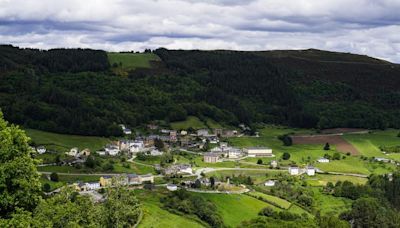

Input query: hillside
[0,45,399,136]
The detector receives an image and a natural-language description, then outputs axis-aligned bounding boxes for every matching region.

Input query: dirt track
[291,135,360,155]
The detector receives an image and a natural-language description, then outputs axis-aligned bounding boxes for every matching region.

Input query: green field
[311,188,352,216]
[25,129,110,152]
[194,193,275,227]
[108,52,159,71]
[305,174,368,186]
[247,192,292,209]
[170,116,207,130]
[135,190,205,228]
[343,130,400,159]
[205,169,285,185]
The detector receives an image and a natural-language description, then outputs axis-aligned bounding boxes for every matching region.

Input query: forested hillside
[0,45,399,136]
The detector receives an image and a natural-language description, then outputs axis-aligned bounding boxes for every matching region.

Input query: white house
[306,166,316,176]
[228,148,243,158]
[317,158,330,163]
[204,153,221,163]
[36,146,47,154]
[66,147,79,157]
[85,182,101,190]
[150,149,163,156]
[270,160,278,168]
[288,166,299,175]
[166,184,178,191]
[264,180,276,187]
[105,145,120,156]
[197,129,209,137]
[245,147,273,157]
[178,165,193,175]
[97,150,106,156]
[123,128,132,135]
[180,130,188,136]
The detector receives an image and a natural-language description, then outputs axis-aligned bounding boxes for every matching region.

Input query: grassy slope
[194,193,274,227]
[135,190,205,228]
[306,174,367,186]
[170,116,207,130]
[247,192,291,209]
[311,188,352,216]
[343,130,400,159]
[108,52,159,71]
[25,128,109,152]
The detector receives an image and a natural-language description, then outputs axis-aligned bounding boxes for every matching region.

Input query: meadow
[170,116,207,130]
[135,190,205,228]
[108,52,159,74]
[247,191,292,209]
[25,129,110,152]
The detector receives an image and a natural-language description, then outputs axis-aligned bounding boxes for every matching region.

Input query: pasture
[108,52,159,72]
[25,129,109,152]
[170,116,207,130]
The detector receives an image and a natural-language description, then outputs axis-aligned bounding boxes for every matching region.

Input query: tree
[154,138,164,150]
[282,152,291,160]
[318,216,349,228]
[278,134,293,146]
[210,176,215,188]
[397,132,400,137]
[324,143,330,150]
[257,159,263,165]
[43,183,51,192]
[194,179,201,188]
[85,155,96,168]
[50,172,59,182]
[0,112,42,217]
[332,152,341,160]
[101,187,141,227]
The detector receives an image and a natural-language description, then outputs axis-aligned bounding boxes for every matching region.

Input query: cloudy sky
[1,0,400,62]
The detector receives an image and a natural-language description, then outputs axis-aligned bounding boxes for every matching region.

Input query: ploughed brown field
[291,135,360,155]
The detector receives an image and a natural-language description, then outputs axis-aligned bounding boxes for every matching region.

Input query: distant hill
[0,45,399,136]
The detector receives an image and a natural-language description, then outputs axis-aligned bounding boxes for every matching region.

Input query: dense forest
[0,45,399,136]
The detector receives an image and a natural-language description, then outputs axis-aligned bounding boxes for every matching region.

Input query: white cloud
[0,0,399,62]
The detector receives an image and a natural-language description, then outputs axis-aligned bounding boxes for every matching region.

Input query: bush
[257,159,263,165]
[50,172,59,182]
[43,183,51,192]
[324,143,330,150]
[282,152,291,160]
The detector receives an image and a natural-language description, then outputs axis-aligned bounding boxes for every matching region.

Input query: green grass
[343,129,400,159]
[170,116,207,130]
[305,174,367,186]
[25,129,109,152]
[40,176,65,191]
[247,192,291,209]
[205,118,223,129]
[58,175,100,183]
[311,188,352,216]
[108,52,159,71]
[135,190,204,228]
[37,165,83,173]
[194,193,275,227]
[205,169,285,185]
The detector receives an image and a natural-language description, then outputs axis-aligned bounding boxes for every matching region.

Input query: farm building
[264,180,276,187]
[270,160,278,168]
[288,166,299,175]
[36,146,47,154]
[306,166,316,176]
[167,184,178,191]
[317,158,330,163]
[245,147,273,157]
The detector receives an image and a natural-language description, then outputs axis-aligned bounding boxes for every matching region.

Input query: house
[166,184,178,191]
[147,124,158,130]
[127,174,140,185]
[317,158,330,163]
[139,174,154,183]
[163,164,193,175]
[270,160,278,168]
[36,146,46,154]
[85,182,101,190]
[197,129,209,137]
[79,148,91,157]
[100,176,113,187]
[214,128,223,136]
[228,148,243,158]
[180,130,188,136]
[161,129,171,134]
[66,147,79,157]
[123,128,132,135]
[177,164,193,175]
[208,136,219,144]
[204,153,221,163]
[245,147,273,157]
[220,142,228,148]
[105,144,120,156]
[149,149,163,156]
[264,180,276,187]
[288,166,299,175]
[170,130,177,142]
[375,157,390,163]
[223,130,236,137]
[306,166,316,176]
[97,150,106,156]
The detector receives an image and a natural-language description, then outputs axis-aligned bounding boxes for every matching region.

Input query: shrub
[50,172,59,182]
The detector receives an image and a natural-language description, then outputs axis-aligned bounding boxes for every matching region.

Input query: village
[35,123,345,198]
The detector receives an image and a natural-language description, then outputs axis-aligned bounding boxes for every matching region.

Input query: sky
[1,0,400,62]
